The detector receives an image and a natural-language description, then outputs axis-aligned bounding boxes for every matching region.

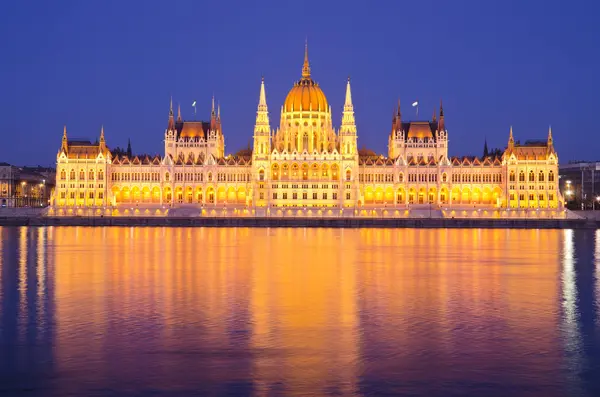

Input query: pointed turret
[340,77,357,155]
[483,138,489,158]
[255,77,270,130]
[392,99,402,132]
[167,97,175,131]
[210,95,217,130]
[215,101,222,134]
[253,77,271,155]
[177,103,182,122]
[341,77,356,131]
[547,125,554,153]
[507,126,514,151]
[432,109,437,123]
[127,138,132,158]
[302,39,311,79]
[99,125,107,153]
[61,125,68,153]
[438,99,445,131]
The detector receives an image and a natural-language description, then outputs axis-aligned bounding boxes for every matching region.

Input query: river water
[0,227,599,396]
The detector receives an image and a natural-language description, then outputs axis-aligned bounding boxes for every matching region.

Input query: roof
[176,120,210,139]
[510,141,551,160]
[63,139,110,159]
[405,121,437,140]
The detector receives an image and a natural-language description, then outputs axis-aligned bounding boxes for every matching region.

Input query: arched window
[538,171,544,182]
[509,171,515,182]
[259,169,265,181]
[165,172,170,182]
[272,164,279,180]
[99,170,104,180]
[331,164,338,180]
[60,170,66,180]
[70,170,76,180]
[399,172,404,183]
[89,170,94,180]
[519,171,525,182]
[79,169,85,180]
[442,173,447,183]
[207,172,212,182]
[548,171,555,182]
[346,170,352,181]
[302,133,309,151]
[528,171,535,182]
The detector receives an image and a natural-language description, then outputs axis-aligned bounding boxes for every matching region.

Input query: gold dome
[283,43,329,113]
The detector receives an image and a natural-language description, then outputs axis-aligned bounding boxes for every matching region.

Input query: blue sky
[1,0,598,165]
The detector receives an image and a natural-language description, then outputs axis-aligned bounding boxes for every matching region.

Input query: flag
[412,101,418,107]
[192,101,197,107]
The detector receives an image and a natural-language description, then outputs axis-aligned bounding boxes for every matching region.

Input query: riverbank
[0,216,596,229]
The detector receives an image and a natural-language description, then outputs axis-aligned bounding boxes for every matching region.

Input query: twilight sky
[1,0,598,166]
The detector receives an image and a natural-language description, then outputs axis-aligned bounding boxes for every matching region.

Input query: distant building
[0,163,55,207]
[559,161,600,209]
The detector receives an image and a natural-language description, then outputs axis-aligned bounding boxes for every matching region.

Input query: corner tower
[253,77,271,157]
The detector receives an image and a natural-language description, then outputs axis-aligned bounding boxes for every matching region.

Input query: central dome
[283,44,329,113]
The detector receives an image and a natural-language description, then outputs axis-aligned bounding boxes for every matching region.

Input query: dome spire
[302,39,311,79]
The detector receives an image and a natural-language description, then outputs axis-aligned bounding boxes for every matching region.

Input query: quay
[0,214,596,229]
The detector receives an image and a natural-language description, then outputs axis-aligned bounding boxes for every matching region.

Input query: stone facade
[50,47,563,217]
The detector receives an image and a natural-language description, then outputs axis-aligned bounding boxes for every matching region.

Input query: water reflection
[0,227,599,396]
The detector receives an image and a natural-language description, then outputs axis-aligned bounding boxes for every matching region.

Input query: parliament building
[50,46,563,218]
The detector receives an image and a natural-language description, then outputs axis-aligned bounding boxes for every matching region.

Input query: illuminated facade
[50,45,563,217]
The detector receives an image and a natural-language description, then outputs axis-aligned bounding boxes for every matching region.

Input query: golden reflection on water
[3,226,600,396]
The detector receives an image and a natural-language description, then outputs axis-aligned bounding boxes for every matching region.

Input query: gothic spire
[547,125,554,153]
[302,39,311,79]
[61,125,68,153]
[438,99,445,131]
[432,109,437,122]
[167,97,175,131]
[177,103,181,122]
[258,76,267,109]
[341,77,356,134]
[210,95,217,130]
[483,138,489,158]
[344,77,353,109]
[99,125,107,153]
[508,126,514,151]
[254,77,270,132]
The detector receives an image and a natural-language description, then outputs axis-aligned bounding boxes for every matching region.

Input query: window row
[111,172,160,182]
[452,174,502,183]
[60,191,104,199]
[272,192,341,200]
[509,170,555,182]
[60,169,105,181]
[509,193,555,201]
